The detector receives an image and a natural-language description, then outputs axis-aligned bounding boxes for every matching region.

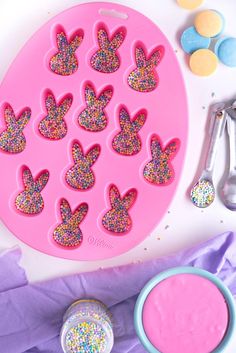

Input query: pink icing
[142,274,229,353]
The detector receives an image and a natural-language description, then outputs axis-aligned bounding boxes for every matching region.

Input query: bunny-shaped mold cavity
[38,91,73,140]
[90,26,126,73]
[112,106,146,156]
[0,105,31,154]
[53,198,88,248]
[15,167,49,215]
[102,184,137,234]
[49,26,84,76]
[128,44,164,92]
[78,83,113,132]
[143,135,180,185]
[65,140,101,190]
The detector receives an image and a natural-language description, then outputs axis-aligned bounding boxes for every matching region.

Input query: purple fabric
[0,231,236,353]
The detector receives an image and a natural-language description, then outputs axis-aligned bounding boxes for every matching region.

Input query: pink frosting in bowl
[134,268,236,353]
[143,274,228,353]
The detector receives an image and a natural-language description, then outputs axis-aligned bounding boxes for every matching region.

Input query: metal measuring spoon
[190,103,227,208]
[222,100,236,210]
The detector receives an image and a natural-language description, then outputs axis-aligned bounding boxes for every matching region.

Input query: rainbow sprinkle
[78,84,113,132]
[102,185,137,233]
[38,92,72,140]
[65,321,107,353]
[65,141,100,190]
[112,107,146,155]
[15,167,49,215]
[190,179,215,208]
[50,30,83,76]
[61,300,113,353]
[53,199,88,247]
[128,46,164,92]
[0,105,31,154]
[91,28,125,73]
[143,135,179,185]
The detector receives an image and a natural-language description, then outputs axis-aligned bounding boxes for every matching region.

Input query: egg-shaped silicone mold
[0,2,188,260]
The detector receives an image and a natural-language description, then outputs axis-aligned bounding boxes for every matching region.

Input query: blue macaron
[215,37,236,67]
[181,26,210,54]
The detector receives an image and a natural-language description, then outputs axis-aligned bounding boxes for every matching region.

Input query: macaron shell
[214,37,228,57]
[181,26,210,54]
[194,10,224,37]
[216,37,236,67]
[189,49,218,76]
[177,0,204,10]
[212,10,225,38]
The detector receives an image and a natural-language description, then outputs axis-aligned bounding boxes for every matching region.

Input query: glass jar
[60,299,114,353]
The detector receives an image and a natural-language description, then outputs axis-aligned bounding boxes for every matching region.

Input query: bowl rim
[134,266,236,353]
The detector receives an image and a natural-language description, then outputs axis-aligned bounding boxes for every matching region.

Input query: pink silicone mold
[0,2,188,260]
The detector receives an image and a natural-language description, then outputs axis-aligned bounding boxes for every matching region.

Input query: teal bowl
[134,266,236,353]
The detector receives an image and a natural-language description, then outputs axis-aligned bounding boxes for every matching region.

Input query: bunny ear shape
[135,47,147,68]
[98,87,113,108]
[122,188,137,210]
[4,105,16,126]
[150,135,163,160]
[86,144,101,167]
[97,28,110,49]
[60,198,72,223]
[22,167,34,189]
[109,184,121,208]
[132,111,146,133]
[85,84,96,107]
[69,33,83,52]
[147,46,164,67]
[56,31,68,51]
[35,170,49,192]
[119,107,131,130]
[58,95,73,116]
[110,29,125,51]
[17,108,31,131]
[45,93,57,114]
[164,138,180,159]
[71,202,88,226]
[72,141,84,163]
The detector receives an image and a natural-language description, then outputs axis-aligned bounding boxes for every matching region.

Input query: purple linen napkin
[0,231,235,353]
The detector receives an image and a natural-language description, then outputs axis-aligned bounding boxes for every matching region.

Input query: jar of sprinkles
[60,299,114,353]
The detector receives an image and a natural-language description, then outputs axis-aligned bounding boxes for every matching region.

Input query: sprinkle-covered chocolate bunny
[102,184,137,234]
[0,105,31,154]
[128,45,164,92]
[143,135,180,185]
[65,141,101,190]
[78,84,113,132]
[91,27,126,73]
[53,198,88,248]
[50,28,84,76]
[112,107,146,155]
[15,167,49,214]
[38,91,72,140]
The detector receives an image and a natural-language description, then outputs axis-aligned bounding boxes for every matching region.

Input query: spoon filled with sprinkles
[190,103,227,208]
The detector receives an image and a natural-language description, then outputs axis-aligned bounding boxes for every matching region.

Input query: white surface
[0,0,236,284]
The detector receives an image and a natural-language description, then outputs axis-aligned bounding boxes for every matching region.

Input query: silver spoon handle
[204,108,227,175]
[226,115,236,172]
